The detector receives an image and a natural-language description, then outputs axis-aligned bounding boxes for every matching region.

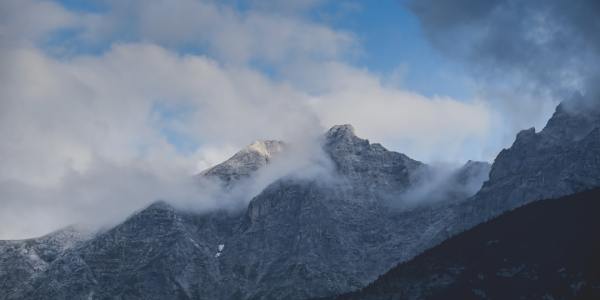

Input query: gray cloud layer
[410,0,600,124]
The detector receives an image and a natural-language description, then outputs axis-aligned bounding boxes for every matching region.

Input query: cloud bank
[0,0,492,239]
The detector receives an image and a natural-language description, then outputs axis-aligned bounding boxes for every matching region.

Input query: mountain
[3,102,599,299]
[2,125,488,300]
[329,187,600,300]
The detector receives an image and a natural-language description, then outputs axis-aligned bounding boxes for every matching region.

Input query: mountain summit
[201,140,285,184]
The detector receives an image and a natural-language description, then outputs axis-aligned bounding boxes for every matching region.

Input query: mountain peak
[325,124,358,142]
[201,140,284,184]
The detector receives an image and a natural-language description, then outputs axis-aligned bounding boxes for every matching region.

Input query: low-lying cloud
[0,0,496,239]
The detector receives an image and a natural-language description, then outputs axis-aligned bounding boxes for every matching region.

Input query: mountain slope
[330,188,600,300]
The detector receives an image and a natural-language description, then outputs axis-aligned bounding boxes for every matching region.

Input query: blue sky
[318,0,472,99]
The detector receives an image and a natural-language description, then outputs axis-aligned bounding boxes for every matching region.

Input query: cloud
[0,43,326,238]
[243,0,329,14]
[409,0,600,128]
[0,0,76,48]
[0,0,495,239]
[43,0,357,65]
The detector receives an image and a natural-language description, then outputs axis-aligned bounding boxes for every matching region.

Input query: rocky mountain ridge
[3,102,599,299]
[451,102,600,231]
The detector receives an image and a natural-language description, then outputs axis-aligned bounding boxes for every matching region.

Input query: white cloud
[0,0,76,47]
[61,0,356,65]
[0,0,495,239]
[0,43,327,238]
[300,62,492,162]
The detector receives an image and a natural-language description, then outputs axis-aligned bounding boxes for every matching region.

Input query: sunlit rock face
[201,140,285,185]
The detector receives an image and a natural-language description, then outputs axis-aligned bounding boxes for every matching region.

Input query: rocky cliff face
[324,124,423,186]
[455,103,600,227]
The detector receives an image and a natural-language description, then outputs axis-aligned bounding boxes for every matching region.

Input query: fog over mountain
[1,1,600,299]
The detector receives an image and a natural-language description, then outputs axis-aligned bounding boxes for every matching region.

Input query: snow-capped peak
[200,140,285,184]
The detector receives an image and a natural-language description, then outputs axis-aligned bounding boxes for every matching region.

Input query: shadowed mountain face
[330,188,600,300]
[2,102,600,299]
[450,103,600,233]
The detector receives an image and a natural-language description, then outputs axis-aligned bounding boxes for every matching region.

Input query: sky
[2,0,595,239]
